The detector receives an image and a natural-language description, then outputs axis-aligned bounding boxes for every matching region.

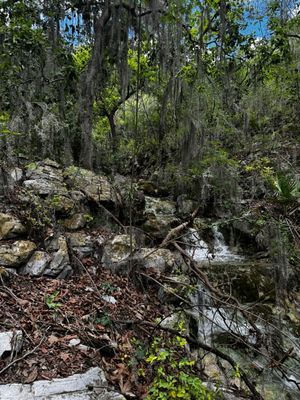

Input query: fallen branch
[0,330,48,375]
[160,206,200,247]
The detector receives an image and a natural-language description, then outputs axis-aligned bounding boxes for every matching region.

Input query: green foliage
[101,282,118,294]
[73,45,91,73]
[270,173,300,204]
[95,313,112,327]
[45,291,62,310]
[22,192,52,236]
[146,334,216,400]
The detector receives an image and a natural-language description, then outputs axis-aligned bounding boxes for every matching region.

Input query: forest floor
[0,259,166,398]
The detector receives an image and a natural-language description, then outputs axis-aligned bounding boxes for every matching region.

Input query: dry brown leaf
[119,377,132,394]
[48,335,59,344]
[59,352,70,362]
[24,368,38,383]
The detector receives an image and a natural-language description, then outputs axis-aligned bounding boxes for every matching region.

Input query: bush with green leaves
[146,334,216,400]
[270,173,300,205]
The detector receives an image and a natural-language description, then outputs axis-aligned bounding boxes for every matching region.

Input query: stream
[186,225,300,399]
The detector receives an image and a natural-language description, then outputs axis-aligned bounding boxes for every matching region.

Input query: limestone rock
[0,367,126,400]
[8,167,23,183]
[66,231,93,257]
[176,195,197,218]
[65,166,118,205]
[70,190,86,202]
[63,213,86,230]
[23,161,67,195]
[102,234,136,268]
[0,330,23,358]
[0,212,26,240]
[133,248,182,273]
[0,240,36,267]
[47,194,76,215]
[44,236,71,277]
[143,196,178,238]
[20,251,50,276]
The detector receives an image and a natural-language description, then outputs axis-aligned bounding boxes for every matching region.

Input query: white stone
[68,338,81,347]
[0,367,126,399]
[102,295,117,305]
[0,330,23,358]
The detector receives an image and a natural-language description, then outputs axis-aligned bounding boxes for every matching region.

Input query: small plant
[95,313,112,327]
[146,333,216,400]
[270,173,300,204]
[101,282,118,294]
[84,213,94,223]
[45,291,62,310]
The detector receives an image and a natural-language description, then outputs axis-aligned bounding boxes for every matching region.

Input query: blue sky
[243,1,270,38]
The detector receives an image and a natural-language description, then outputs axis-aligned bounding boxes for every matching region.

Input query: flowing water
[187,225,243,263]
[186,225,300,399]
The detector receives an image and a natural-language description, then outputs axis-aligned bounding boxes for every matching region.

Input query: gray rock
[23,178,67,196]
[70,190,86,202]
[68,338,81,347]
[102,295,117,304]
[20,251,50,276]
[63,213,86,230]
[25,161,63,182]
[133,248,182,273]
[0,367,126,400]
[0,212,26,240]
[23,161,67,195]
[102,234,136,268]
[0,240,36,267]
[8,167,23,183]
[143,196,178,238]
[64,166,118,205]
[0,330,23,358]
[44,236,71,277]
[66,231,93,257]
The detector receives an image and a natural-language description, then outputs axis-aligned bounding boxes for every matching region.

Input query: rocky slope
[0,159,299,400]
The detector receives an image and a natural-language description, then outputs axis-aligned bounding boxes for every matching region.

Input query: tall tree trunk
[78,7,111,169]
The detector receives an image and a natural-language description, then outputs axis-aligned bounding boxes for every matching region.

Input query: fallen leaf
[48,335,59,344]
[59,352,70,362]
[24,368,38,383]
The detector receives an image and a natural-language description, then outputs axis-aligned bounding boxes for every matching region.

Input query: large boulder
[65,166,118,205]
[102,234,136,269]
[20,251,51,276]
[23,160,67,195]
[66,231,94,257]
[143,196,178,238]
[133,248,183,273]
[0,212,26,240]
[44,236,71,277]
[0,367,126,400]
[0,241,36,267]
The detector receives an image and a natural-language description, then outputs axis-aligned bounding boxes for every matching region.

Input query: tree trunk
[78,7,111,169]
[108,111,118,152]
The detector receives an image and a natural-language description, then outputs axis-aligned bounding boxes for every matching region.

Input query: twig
[0,330,48,375]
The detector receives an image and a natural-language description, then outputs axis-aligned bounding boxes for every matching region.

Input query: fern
[271,173,300,204]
